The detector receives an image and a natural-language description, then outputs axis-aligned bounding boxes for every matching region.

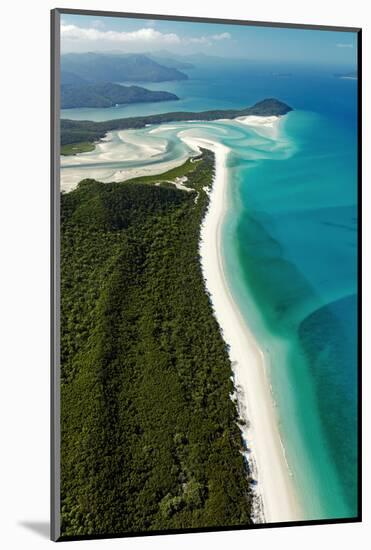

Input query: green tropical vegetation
[61,141,96,156]
[60,150,253,538]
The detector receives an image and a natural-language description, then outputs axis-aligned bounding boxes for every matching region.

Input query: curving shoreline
[180,125,303,524]
[62,113,304,523]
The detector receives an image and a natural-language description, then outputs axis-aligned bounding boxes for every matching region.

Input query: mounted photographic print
[51,8,361,541]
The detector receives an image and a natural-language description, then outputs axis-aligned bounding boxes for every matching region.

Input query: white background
[0,0,368,547]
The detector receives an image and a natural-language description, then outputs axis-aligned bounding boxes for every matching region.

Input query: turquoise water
[220,108,357,519]
[62,63,358,520]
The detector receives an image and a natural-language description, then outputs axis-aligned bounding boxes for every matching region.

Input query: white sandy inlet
[61,117,283,192]
[234,115,282,139]
[179,132,302,524]
[60,129,189,192]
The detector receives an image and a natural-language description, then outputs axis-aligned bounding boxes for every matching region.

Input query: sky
[60,14,358,67]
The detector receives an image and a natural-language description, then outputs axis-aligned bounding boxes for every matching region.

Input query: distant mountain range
[61,53,189,83]
[145,53,194,70]
[142,50,256,67]
[61,72,179,109]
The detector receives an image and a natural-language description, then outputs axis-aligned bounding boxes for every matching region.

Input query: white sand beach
[234,115,282,139]
[61,116,285,192]
[60,129,189,192]
[61,158,190,193]
[179,133,302,524]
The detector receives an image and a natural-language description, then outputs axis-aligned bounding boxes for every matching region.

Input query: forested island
[61,98,292,152]
[60,150,253,538]
[61,78,179,109]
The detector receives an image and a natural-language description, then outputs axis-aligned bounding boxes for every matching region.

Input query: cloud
[186,31,231,46]
[336,43,353,48]
[211,32,231,41]
[61,23,231,49]
[61,24,181,45]
[188,36,210,44]
[91,20,106,30]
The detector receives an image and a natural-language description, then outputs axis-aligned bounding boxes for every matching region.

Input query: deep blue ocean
[62,60,358,520]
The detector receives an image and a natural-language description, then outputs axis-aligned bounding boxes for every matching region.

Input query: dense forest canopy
[60,150,253,538]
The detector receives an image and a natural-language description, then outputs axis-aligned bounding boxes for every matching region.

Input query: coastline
[61,113,302,521]
[60,128,190,192]
[180,126,302,524]
[60,115,283,193]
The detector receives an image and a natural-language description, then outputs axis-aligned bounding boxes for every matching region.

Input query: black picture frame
[51,8,362,542]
